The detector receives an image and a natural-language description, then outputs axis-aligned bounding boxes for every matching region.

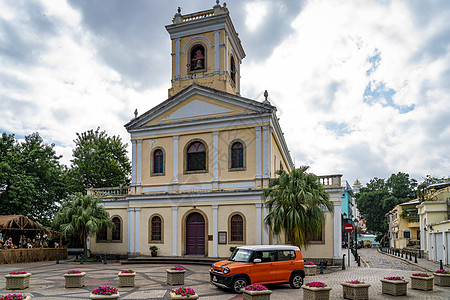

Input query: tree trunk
[82,232,88,257]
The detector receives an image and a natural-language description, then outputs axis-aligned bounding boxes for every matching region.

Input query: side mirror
[253,258,261,263]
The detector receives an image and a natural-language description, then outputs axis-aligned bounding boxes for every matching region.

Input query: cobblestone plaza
[1,249,449,299]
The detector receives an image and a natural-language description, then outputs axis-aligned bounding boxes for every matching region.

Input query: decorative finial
[264,90,268,101]
[223,2,227,7]
[177,6,181,14]
[216,0,220,5]
[134,109,138,118]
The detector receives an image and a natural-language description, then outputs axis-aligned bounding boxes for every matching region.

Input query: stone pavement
[0,253,449,299]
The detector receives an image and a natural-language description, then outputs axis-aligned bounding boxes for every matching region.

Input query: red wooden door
[186,212,205,255]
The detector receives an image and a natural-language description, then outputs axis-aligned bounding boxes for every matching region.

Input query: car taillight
[223,267,230,274]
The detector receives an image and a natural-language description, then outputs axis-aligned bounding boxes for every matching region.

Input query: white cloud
[245,2,268,31]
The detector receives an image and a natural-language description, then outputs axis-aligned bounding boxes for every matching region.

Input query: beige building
[89,2,344,264]
[387,200,420,250]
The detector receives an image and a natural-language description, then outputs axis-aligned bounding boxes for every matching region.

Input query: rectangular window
[403,231,411,239]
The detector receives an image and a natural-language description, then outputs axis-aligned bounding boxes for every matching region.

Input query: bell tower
[166,1,246,97]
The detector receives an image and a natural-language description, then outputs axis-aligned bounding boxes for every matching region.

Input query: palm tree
[53,193,114,256]
[263,166,333,248]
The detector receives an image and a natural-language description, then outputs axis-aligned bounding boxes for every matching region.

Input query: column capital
[212,130,219,136]
[172,206,178,212]
[212,204,218,209]
[173,135,179,140]
[255,203,262,208]
[255,126,262,131]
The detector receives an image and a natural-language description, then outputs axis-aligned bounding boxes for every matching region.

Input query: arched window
[153,149,164,174]
[112,217,121,241]
[186,141,206,171]
[230,214,244,242]
[190,44,206,72]
[151,216,162,242]
[230,56,236,84]
[230,141,244,170]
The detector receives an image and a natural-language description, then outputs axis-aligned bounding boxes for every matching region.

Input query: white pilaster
[135,207,141,256]
[172,206,178,256]
[255,126,262,179]
[127,208,135,256]
[131,140,137,184]
[175,38,181,79]
[263,204,269,245]
[225,33,229,74]
[136,139,142,185]
[332,200,343,259]
[262,125,269,178]
[255,203,262,245]
[212,205,218,258]
[213,131,219,182]
[173,135,179,184]
[214,30,220,72]
[443,230,447,265]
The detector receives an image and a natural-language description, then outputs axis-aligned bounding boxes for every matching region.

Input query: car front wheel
[232,277,249,293]
[289,273,303,289]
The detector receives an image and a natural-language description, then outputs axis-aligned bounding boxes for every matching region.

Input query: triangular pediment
[125,84,274,130]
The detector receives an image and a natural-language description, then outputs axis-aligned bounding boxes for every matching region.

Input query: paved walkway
[0,252,449,299]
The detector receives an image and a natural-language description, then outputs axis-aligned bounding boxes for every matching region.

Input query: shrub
[244,284,268,291]
[171,287,196,296]
[305,282,327,287]
[0,294,28,300]
[91,286,118,295]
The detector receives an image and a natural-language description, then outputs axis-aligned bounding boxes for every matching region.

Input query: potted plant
[64,270,85,288]
[242,284,272,300]
[304,262,317,276]
[89,286,120,299]
[302,282,332,300]
[410,273,434,291]
[0,294,31,300]
[167,267,186,285]
[380,276,408,296]
[434,269,450,286]
[169,286,199,299]
[340,280,370,300]
[5,271,31,290]
[118,269,136,287]
[150,245,158,257]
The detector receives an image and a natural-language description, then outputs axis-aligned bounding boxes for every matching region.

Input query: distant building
[386,200,420,250]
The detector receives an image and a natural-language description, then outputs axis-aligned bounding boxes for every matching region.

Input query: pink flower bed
[412,273,431,277]
[244,284,268,291]
[120,269,134,273]
[8,271,27,275]
[91,286,118,296]
[305,282,327,287]
[346,280,365,284]
[305,262,315,265]
[435,269,450,274]
[384,276,404,281]
[66,270,81,274]
[170,266,184,271]
[171,287,196,296]
[0,294,28,300]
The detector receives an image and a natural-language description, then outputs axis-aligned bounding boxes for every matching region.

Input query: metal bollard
[342,254,346,270]
[440,260,443,270]
[409,252,412,261]
[80,254,84,264]
[104,253,107,264]
[357,255,361,267]
[56,253,60,264]
[320,261,324,274]
[401,251,403,258]
[414,254,417,263]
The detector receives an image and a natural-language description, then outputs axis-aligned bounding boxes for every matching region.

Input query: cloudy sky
[1,0,449,185]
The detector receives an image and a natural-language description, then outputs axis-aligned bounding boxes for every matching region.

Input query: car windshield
[229,249,252,262]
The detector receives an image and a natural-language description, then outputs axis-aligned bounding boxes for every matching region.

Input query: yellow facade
[388,201,420,250]
[89,2,345,264]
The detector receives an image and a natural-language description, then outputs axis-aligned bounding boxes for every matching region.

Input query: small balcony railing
[87,186,129,197]
[318,174,342,187]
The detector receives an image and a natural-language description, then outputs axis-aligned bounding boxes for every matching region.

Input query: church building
[89,2,344,264]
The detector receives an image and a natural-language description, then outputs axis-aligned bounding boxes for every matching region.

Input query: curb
[376,248,430,272]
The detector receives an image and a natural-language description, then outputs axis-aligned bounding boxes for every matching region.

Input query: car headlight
[223,267,230,274]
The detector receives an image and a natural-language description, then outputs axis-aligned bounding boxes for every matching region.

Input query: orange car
[210,245,305,293]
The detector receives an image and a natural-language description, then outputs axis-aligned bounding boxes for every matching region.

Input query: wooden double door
[185,212,205,255]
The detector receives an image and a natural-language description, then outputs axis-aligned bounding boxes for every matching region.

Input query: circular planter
[410,275,433,291]
[242,289,272,300]
[166,269,185,285]
[302,285,332,300]
[433,272,450,287]
[64,272,86,288]
[118,272,136,287]
[380,279,408,296]
[169,292,199,299]
[341,282,370,300]
[5,273,31,290]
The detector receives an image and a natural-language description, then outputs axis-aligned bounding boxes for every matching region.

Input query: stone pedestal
[5,273,31,290]
[341,282,370,300]
[410,275,433,291]
[118,272,136,287]
[64,272,86,288]
[166,269,185,285]
[242,289,272,300]
[380,279,408,296]
[302,285,332,300]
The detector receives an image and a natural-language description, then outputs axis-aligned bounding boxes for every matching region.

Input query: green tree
[69,127,131,193]
[263,166,333,248]
[0,132,68,225]
[53,193,114,256]
[356,172,417,235]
